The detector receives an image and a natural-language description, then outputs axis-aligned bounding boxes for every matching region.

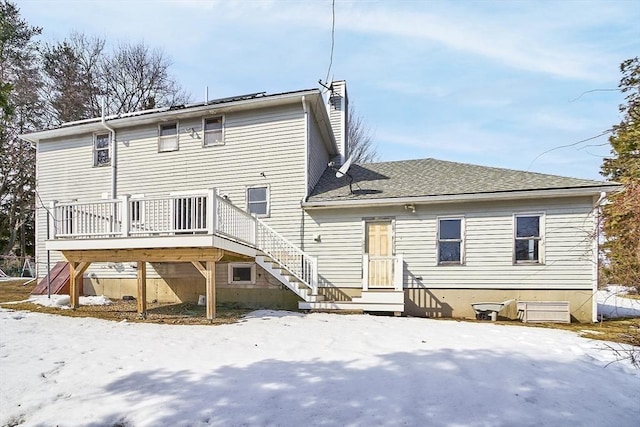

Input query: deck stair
[31,261,72,295]
[256,256,324,302]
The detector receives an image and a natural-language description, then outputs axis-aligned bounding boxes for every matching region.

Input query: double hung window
[438,218,464,264]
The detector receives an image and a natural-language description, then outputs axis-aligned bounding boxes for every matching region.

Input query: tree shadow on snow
[78,348,637,427]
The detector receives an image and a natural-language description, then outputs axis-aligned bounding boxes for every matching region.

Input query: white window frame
[246,185,270,218]
[158,122,179,152]
[513,213,545,265]
[93,132,111,166]
[228,262,256,285]
[436,216,465,265]
[202,115,225,147]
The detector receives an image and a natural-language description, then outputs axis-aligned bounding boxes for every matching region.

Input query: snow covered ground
[1,307,638,427]
[597,286,640,318]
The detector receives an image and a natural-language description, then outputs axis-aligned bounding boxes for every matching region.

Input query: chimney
[326,80,348,164]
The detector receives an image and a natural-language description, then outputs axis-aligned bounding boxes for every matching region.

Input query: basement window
[203,116,224,147]
[158,122,179,152]
[229,263,256,285]
[93,133,111,166]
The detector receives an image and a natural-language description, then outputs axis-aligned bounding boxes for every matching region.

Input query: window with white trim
[158,122,178,152]
[228,263,256,285]
[438,217,464,264]
[514,214,543,264]
[93,133,110,166]
[203,116,224,146]
[247,186,269,217]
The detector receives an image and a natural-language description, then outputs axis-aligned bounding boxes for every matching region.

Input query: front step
[352,290,404,304]
[299,300,404,312]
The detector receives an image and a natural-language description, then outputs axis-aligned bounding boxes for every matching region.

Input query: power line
[324,0,336,85]
[569,88,621,103]
[527,129,611,171]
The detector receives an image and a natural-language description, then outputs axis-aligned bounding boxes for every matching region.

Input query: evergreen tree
[601,57,640,290]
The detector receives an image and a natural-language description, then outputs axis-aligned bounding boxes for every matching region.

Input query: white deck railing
[362,253,403,292]
[49,188,317,294]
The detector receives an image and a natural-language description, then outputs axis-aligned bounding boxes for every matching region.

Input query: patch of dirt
[0,278,251,325]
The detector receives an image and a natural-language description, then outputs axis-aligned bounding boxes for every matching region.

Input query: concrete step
[352,290,404,304]
[299,300,404,313]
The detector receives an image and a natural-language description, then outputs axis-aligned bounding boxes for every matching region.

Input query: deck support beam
[206,260,216,321]
[192,260,218,322]
[137,261,147,319]
[69,261,91,309]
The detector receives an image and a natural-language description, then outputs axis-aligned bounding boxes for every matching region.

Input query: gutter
[302,185,622,209]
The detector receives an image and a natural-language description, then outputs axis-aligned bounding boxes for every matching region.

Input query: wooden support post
[206,260,216,321]
[137,261,147,319]
[69,261,90,309]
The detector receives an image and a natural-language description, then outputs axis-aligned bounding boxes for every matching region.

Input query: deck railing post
[49,201,57,239]
[208,188,217,234]
[394,253,404,291]
[120,194,130,237]
[310,256,318,295]
[252,214,259,247]
[362,253,369,292]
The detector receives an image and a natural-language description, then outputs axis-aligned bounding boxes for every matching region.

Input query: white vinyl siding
[303,197,596,290]
[307,112,331,193]
[35,103,309,280]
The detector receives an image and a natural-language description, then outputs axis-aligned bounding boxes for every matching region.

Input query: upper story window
[203,116,224,146]
[438,217,464,265]
[514,214,543,264]
[247,186,269,217]
[158,122,178,152]
[93,133,110,166]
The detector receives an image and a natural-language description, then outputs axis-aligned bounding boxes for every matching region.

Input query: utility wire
[527,130,611,171]
[569,88,621,103]
[324,0,336,85]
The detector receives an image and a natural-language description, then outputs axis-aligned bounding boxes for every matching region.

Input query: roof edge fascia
[22,89,324,143]
[302,185,621,209]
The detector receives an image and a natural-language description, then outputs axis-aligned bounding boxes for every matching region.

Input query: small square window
[247,187,268,217]
[93,133,110,166]
[203,116,224,146]
[159,123,178,152]
[438,218,463,264]
[228,263,256,285]
[514,215,542,264]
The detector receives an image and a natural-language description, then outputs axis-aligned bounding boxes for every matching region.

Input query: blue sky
[17,0,640,179]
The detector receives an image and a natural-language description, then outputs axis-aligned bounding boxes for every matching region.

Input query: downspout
[593,191,607,322]
[302,96,309,200]
[101,99,117,199]
[301,96,308,251]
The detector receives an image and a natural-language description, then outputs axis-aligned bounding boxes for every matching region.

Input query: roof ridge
[356,157,605,183]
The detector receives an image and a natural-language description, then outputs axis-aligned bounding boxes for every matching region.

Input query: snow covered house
[22,81,618,322]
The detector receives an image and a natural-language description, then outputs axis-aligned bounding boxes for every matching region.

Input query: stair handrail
[254,218,318,295]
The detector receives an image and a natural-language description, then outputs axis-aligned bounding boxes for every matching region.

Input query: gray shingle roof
[307,158,611,202]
